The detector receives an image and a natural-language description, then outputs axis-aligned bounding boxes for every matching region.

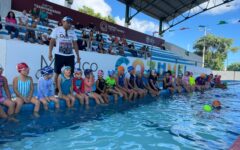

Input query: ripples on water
[0,84,240,150]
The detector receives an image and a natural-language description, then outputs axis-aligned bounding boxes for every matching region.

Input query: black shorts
[54,54,75,74]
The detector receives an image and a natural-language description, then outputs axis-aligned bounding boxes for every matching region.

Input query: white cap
[62,16,73,22]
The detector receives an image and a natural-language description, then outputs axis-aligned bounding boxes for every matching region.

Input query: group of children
[0,62,224,119]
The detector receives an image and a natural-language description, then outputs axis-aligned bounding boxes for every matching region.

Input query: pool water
[0,84,240,150]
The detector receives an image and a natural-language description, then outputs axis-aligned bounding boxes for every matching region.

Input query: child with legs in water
[95,70,109,103]
[116,66,135,101]
[175,74,184,93]
[73,68,89,106]
[13,63,40,116]
[125,66,145,99]
[195,73,206,93]
[0,64,15,119]
[163,72,175,94]
[148,70,161,94]
[189,72,196,92]
[182,71,191,93]
[38,66,59,110]
[142,70,159,97]
[135,71,148,97]
[84,69,105,105]
[57,66,75,108]
[106,70,123,103]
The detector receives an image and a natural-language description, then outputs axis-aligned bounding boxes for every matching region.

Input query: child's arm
[72,78,78,93]
[3,76,11,99]
[96,80,102,93]
[38,79,47,99]
[28,77,34,100]
[57,76,62,96]
[150,79,157,90]
[13,77,24,100]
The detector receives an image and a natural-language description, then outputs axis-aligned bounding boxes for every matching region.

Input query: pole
[202,27,206,68]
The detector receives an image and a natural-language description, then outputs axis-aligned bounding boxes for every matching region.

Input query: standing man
[48,16,80,95]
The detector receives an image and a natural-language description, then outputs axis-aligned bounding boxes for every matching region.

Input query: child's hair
[84,69,92,77]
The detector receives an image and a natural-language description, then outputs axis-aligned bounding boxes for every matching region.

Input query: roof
[118,0,208,22]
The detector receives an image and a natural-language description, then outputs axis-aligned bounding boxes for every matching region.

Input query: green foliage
[78,6,116,24]
[227,63,240,71]
[193,34,239,70]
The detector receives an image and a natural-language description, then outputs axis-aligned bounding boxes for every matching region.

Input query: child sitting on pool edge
[13,62,40,117]
[37,66,59,110]
[84,69,105,105]
[57,66,75,108]
[0,64,15,119]
[95,70,109,103]
[73,68,89,106]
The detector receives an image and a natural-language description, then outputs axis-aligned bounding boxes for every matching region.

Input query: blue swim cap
[108,70,115,76]
[41,66,54,76]
[127,66,134,72]
[61,66,71,73]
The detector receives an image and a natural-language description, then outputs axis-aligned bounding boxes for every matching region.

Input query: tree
[227,63,240,71]
[193,34,239,70]
[78,6,116,24]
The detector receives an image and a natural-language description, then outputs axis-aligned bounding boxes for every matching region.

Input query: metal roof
[118,0,208,22]
[118,0,234,34]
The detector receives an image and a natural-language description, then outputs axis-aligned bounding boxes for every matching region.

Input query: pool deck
[230,137,240,150]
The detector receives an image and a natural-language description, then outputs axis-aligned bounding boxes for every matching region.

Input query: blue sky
[49,0,240,66]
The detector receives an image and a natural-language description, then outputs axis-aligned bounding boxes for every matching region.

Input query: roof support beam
[129,0,157,21]
[160,0,234,35]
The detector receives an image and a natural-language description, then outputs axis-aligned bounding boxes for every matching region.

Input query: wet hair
[6,11,16,19]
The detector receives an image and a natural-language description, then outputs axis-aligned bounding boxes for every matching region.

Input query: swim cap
[98,70,104,77]
[17,62,29,73]
[108,70,115,76]
[84,69,92,76]
[212,100,221,108]
[61,66,71,73]
[144,70,149,75]
[118,66,124,72]
[41,66,53,76]
[127,66,134,72]
[151,69,156,75]
[75,68,82,73]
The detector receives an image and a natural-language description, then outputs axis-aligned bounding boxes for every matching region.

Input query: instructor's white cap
[62,16,73,22]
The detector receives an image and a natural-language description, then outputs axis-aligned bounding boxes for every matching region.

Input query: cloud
[48,0,112,17]
[114,16,159,35]
[191,0,240,15]
[71,0,112,17]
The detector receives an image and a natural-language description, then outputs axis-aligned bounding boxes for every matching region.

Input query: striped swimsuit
[17,76,31,98]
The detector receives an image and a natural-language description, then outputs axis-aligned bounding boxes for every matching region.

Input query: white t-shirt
[20,14,28,24]
[50,26,77,56]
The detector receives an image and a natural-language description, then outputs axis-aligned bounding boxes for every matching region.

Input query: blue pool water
[0,84,240,150]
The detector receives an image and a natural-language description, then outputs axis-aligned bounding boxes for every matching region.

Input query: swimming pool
[0,83,240,150]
